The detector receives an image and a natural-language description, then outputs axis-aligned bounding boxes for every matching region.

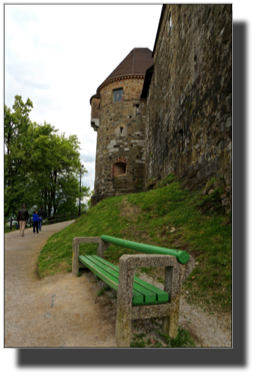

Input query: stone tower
[90,48,153,206]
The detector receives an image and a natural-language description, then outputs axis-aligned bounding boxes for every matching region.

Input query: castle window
[113,88,123,102]
[120,127,123,134]
[113,162,127,176]
[134,104,140,116]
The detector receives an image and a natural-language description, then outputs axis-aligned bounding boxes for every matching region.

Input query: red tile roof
[97,48,153,93]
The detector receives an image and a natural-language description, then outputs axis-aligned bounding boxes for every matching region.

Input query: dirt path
[5,221,231,348]
[4,222,116,348]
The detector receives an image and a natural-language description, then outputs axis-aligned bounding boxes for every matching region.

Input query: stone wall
[144,4,232,208]
[91,96,100,131]
[92,77,147,205]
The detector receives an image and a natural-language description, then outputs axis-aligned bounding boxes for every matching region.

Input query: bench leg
[161,293,180,338]
[161,264,180,338]
[115,302,131,348]
[72,240,82,275]
[115,258,134,347]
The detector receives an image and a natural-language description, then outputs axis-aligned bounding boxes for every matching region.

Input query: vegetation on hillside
[37,174,232,316]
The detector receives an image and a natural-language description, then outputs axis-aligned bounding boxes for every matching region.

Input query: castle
[90,4,232,210]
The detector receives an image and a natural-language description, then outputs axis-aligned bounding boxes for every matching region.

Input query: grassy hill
[37,175,232,316]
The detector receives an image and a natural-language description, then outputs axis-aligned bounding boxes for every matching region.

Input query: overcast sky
[4,4,162,191]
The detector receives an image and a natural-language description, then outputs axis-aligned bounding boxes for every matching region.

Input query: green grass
[36,176,232,314]
[130,326,196,348]
[97,285,112,296]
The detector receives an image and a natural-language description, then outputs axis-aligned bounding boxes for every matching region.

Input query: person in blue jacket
[33,211,39,234]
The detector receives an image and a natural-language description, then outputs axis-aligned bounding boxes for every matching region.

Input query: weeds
[130,326,196,348]
[97,287,106,296]
[158,327,196,347]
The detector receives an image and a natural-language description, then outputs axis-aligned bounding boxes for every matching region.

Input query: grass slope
[37,176,232,315]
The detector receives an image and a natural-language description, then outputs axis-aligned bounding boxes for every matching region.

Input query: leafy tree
[4,96,34,217]
[4,96,89,219]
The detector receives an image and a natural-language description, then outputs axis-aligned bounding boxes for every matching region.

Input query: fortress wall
[92,78,146,205]
[145,4,232,202]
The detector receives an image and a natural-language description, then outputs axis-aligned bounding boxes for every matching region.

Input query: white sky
[4,4,162,191]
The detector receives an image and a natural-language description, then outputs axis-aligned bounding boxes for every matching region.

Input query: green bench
[78,254,169,306]
[72,235,192,347]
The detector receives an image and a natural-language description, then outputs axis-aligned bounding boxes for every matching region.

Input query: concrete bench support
[72,237,110,275]
[115,254,180,347]
[72,237,195,348]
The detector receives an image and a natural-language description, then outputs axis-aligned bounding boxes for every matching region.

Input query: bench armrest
[115,254,180,346]
[118,254,180,301]
[72,237,109,275]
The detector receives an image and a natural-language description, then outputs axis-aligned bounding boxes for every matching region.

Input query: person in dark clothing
[33,211,39,234]
[17,204,29,237]
[37,206,45,232]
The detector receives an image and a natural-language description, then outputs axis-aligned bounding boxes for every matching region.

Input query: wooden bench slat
[80,254,168,305]
[79,255,119,291]
[85,255,156,305]
[92,255,119,272]
[79,255,144,305]
[133,276,169,303]
[92,255,168,303]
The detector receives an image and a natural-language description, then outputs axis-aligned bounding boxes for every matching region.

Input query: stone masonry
[90,48,153,206]
[90,5,232,210]
[143,4,232,208]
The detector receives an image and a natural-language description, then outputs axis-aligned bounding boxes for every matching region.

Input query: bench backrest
[101,235,189,264]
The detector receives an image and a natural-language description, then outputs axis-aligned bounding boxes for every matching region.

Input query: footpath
[4,222,116,348]
[4,222,231,348]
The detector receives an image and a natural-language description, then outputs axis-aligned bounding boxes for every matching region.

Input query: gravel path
[4,223,231,348]
[4,222,116,348]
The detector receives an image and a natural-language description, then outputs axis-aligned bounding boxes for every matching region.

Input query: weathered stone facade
[90,48,153,206]
[91,77,147,205]
[144,4,232,207]
[90,5,232,209]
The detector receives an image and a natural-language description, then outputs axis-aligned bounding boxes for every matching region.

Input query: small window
[113,162,127,176]
[113,88,123,102]
[120,127,123,134]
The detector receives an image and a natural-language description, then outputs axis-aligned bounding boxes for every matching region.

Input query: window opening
[134,104,140,116]
[120,127,123,134]
[113,162,127,177]
[113,88,123,102]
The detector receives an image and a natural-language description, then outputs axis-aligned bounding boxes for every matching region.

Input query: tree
[4,96,34,217]
[4,96,88,219]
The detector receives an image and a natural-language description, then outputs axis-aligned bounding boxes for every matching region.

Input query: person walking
[32,211,39,234]
[37,206,45,233]
[17,204,29,237]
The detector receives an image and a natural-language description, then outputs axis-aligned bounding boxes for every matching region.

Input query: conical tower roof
[96,48,153,93]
